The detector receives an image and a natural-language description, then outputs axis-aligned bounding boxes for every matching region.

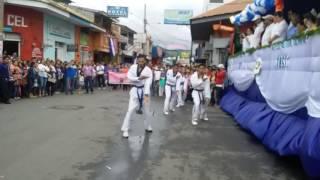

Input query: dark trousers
[47,82,56,96]
[97,74,106,88]
[84,76,94,93]
[0,78,10,103]
[215,86,224,105]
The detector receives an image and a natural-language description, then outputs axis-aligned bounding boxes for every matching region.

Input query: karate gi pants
[121,87,152,132]
[163,85,176,112]
[192,90,206,121]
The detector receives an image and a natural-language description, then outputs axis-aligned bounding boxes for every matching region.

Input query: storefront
[75,27,93,63]
[3,5,43,60]
[43,15,75,62]
[92,32,110,62]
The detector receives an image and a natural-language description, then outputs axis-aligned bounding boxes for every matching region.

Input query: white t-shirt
[38,64,49,78]
[262,23,275,46]
[154,70,161,81]
[242,35,254,51]
[252,22,265,48]
[271,20,288,44]
[96,65,104,75]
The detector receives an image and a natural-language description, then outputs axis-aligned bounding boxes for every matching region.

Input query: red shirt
[215,70,226,85]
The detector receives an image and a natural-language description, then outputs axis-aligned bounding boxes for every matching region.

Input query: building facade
[43,14,76,61]
[3,4,43,60]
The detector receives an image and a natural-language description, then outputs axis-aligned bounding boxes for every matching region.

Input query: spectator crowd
[0,55,226,108]
[241,9,320,52]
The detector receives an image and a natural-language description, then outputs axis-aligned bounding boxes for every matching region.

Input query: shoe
[98,88,101,90]
[176,104,180,108]
[4,101,11,104]
[164,111,169,115]
[192,120,198,126]
[145,127,153,133]
[203,117,209,121]
[170,109,175,112]
[122,131,129,138]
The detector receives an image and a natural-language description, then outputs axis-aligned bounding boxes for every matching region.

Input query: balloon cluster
[230,0,275,25]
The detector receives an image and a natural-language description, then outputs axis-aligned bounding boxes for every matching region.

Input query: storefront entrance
[3,33,21,57]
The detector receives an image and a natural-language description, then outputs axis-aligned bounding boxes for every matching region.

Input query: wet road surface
[0,90,307,180]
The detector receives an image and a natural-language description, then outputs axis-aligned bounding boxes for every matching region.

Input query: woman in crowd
[20,62,29,98]
[12,61,22,100]
[47,60,56,96]
[27,62,37,97]
[241,28,254,51]
[38,60,49,97]
[304,12,318,32]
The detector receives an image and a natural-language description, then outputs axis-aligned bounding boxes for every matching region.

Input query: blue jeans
[84,76,93,93]
[65,77,75,95]
[39,77,47,95]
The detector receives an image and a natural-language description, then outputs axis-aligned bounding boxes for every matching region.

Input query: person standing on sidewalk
[65,61,77,95]
[82,61,95,94]
[0,57,11,104]
[96,62,106,90]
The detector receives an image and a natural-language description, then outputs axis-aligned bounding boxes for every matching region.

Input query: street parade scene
[0,0,319,179]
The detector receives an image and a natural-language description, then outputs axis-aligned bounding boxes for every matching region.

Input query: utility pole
[143,3,147,55]
[0,0,4,58]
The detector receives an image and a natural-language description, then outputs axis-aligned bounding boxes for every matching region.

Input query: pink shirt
[82,65,95,77]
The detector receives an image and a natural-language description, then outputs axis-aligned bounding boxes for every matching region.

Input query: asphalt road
[0,89,307,180]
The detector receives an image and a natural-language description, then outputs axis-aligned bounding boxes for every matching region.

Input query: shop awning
[190,0,251,41]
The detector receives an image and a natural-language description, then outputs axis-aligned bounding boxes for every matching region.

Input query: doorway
[55,42,67,61]
[3,41,19,56]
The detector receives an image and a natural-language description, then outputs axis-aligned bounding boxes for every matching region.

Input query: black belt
[134,85,144,113]
[194,89,205,104]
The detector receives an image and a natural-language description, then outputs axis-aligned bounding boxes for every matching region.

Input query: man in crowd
[82,60,95,94]
[190,64,208,126]
[252,15,265,48]
[163,65,180,115]
[269,11,288,44]
[0,57,11,104]
[65,61,77,95]
[121,54,153,138]
[287,11,299,39]
[214,64,226,106]
[262,15,275,46]
[96,62,106,90]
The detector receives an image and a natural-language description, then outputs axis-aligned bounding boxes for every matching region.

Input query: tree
[53,0,72,4]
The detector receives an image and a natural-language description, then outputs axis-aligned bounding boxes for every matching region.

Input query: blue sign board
[107,6,129,18]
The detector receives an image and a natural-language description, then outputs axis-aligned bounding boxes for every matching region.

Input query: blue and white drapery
[223,34,320,178]
[230,0,275,25]
[228,35,320,117]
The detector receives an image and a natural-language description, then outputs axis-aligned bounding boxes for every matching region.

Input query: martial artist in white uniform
[176,72,185,107]
[163,65,180,115]
[121,55,153,138]
[190,65,208,125]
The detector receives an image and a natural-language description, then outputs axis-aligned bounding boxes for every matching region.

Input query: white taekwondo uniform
[163,69,180,114]
[121,64,153,137]
[176,74,185,107]
[190,71,207,125]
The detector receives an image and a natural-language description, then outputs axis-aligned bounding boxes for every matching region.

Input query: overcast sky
[72,0,230,50]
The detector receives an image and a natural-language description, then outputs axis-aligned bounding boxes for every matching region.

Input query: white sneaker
[164,111,169,115]
[122,131,129,138]
[204,117,209,121]
[192,120,198,126]
[170,109,175,112]
[176,104,180,108]
[145,126,153,133]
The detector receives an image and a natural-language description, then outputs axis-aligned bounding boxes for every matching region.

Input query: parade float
[222,0,320,178]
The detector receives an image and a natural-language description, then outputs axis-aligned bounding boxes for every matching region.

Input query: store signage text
[7,14,28,28]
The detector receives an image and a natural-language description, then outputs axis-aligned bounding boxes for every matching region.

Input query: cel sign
[107,6,129,18]
[7,14,28,27]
